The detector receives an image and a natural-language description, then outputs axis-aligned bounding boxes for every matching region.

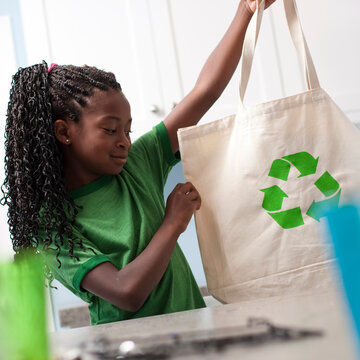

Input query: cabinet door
[270,0,360,124]
[303,0,360,124]
[167,0,360,125]
[21,0,170,139]
[166,0,284,121]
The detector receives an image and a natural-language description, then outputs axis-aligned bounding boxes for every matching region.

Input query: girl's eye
[103,128,116,135]
[125,130,133,137]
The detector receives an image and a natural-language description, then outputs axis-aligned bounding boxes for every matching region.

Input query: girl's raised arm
[164,0,275,153]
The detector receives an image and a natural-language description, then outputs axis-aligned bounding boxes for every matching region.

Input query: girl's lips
[111,153,128,159]
[110,155,127,163]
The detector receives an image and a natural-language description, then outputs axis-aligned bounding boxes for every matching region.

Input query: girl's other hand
[244,0,276,15]
[164,182,201,234]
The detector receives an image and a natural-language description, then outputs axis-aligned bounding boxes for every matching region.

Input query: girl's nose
[116,132,131,149]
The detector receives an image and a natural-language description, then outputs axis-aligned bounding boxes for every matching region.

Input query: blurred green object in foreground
[0,252,49,360]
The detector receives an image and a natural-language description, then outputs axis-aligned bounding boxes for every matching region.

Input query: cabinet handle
[149,104,160,114]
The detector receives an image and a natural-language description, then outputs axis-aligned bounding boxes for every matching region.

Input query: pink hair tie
[47,63,58,73]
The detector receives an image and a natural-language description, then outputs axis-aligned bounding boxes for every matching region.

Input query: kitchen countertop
[51,288,359,359]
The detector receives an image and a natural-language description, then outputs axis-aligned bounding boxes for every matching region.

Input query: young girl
[2,0,275,325]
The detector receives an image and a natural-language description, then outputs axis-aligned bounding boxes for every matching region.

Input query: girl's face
[62,89,132,189]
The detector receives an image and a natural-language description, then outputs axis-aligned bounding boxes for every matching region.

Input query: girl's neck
[63,166,102,192]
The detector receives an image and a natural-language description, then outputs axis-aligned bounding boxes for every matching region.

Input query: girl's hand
[164,182,201,234]
[244,0,276,15]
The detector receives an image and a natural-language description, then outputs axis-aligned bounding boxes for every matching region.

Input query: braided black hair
[1,61,121,269]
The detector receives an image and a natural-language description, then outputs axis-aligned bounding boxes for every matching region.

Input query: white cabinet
[21,0,162,139]
[271,0,360,124]
[145,0,360,124]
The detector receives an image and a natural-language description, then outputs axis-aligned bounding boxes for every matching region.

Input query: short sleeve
[154,122,181,167]
[124,122,180,190]
[40,227,111,300]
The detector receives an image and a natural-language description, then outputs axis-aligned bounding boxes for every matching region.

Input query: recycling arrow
[268,159,291,181]
[282,152,319,178]
[260,186,288,211]
[306,190,341,221]
[268,207,304,229]
[314,171,340,196]
[268,152,319,180]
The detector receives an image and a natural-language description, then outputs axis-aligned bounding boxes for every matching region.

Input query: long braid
[2,61,121,269]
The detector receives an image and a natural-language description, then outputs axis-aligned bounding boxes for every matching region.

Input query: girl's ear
[54,119,71,145]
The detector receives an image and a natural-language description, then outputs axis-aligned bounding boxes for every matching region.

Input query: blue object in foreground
[325,204,360,353]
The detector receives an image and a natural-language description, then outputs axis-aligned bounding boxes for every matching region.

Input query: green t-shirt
[41,122,205,325]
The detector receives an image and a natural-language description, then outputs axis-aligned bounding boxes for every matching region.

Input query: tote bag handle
[239,0,320,107]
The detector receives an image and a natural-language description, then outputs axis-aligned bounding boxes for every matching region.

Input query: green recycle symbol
[260,152,341,229]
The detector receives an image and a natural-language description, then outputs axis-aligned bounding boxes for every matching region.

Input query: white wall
[274,0,360,124]
[0,15,17,260]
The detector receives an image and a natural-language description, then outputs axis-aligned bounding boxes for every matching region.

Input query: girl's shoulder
[129,122,180,169]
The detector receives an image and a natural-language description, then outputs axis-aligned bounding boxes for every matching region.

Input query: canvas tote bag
[178,0,360,304]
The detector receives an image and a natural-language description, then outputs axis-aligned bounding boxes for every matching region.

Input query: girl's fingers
[173,182,201,209]
[181,181,197,194]
[173,183,184,191]
[194,196,201,210]
[184,190,200,201]
[265,0,276,9]
[183,188,201,211]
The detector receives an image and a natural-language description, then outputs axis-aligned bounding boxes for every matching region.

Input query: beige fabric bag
[178,0,360,303]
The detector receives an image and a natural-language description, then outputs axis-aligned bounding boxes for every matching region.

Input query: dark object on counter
[64,317,323,359]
